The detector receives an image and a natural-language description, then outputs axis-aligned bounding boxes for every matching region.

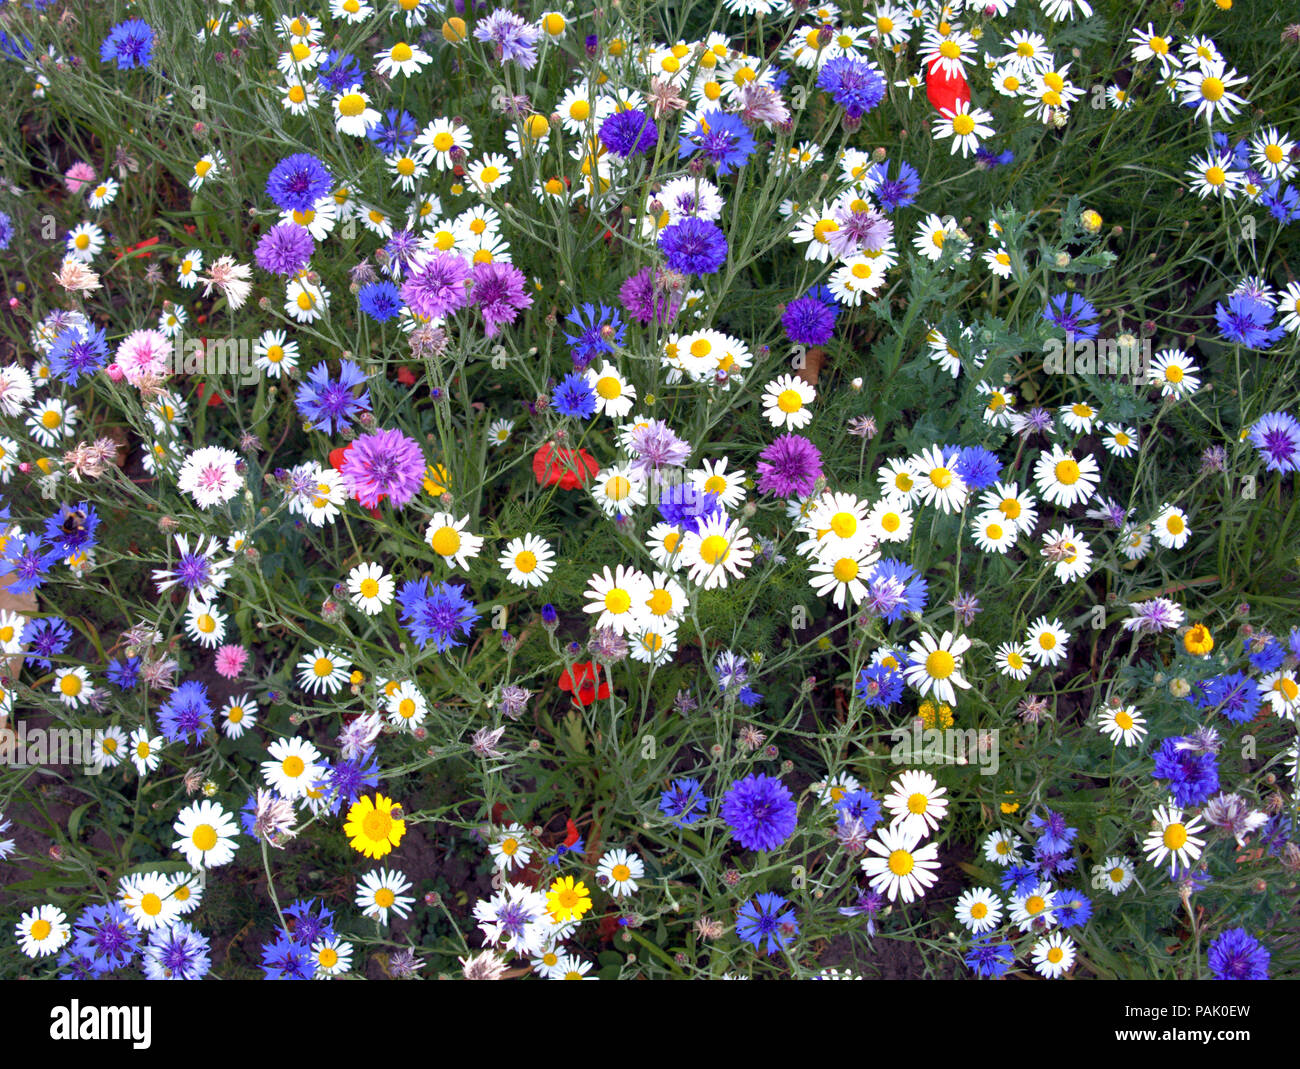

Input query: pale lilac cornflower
[739,83,792,130]
[628,420,691,482]
[471,726,507,759]
[1175,726,1222,756]
[1203,792,1268,848]
[828,205,893,258]
[949,592,981,626]
[1121,597,1185,634]
[497,685,530,720]
[472,11,541,70]
[337,712,383,763]
[252,789,297,847]
[1085,497,1131,529]
[1012,406,1055,438]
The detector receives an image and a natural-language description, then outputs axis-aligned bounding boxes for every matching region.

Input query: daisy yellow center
[1025,895,1046,915]
[596,376,622,400]
[318,947,339,968]
[698,535,730,565]
[926,650,955,679]
[1110,867,1125,882]
[894,472,914,492]
[930,466,953,489]
[888,849,914,875]
[1163,823,1187,850]
[288,85,306,103]
[195,160,212,177]
[391,43,413,63]
[75,234,90,249]
[1201,77,1224,102]
[192,824,218,851]
[777,389,804,413]
[830,512,857,538]
[291,210,315,225]
[882,512,901,532]
[1044,72,1064,92]
[812,219,839,243]
[1205,166,1226,186]
[296,292,315,310]
[1017,41,1035,57]
[833,558,859,582]
[1166,515,1184,535]
[313,658,333,677]
[662,531,682,553]
[970,902,987,919]
[397,157,416,176]
[1114,432,1130,446]
[646,589,672,615]
[30,919,53,940]
[704,475,727,494]
[431,527,461,556]
[359,577,380,598]
[907,792,928,814]
[852,262,874,279]
[338,93,366,117]
[197,614,216,633]
[1277,678,1298,701]
[987,522,1004,540]
[141,894,162,917]
[605,475,631,501]
[1047,947,1064,964]
[1165,365,1184,383]
[1005,650,1024,669]
[374,887,396,908]
[432,132,454,152]
[939,41,961,59]
[1149,36,1168,54]
[136,741,151,759]
[951,114,976,136]
[1265,144,1284,164]
[59,674,83,696]
[690,338,712,358]
[228,707,244,723]
[611,863,631,882]
[1071,403,1092,418]
[604,588,631,615]
[397,698,416,719]
[1054,459,1080,484]
[282,755,305,778]
[480,166,501,184]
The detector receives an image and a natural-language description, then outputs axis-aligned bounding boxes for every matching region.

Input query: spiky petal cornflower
[659,217,728,275]
[157,680,214,747]
[473,10,542,69]
[107,656,141,690]
[498,684,530,720]
[678,110,756,176]
[100,18,155,69]
[628,419,690,482]
[828,204,893,259]
[250,789,297,846]
[1,534,58,596]
[49,325,109,386]
[817,57,886,119]
[954,446,1002,490]
[835,789,883,832]
[340,428,426,509]
[619,267,684,325]
[721,774,798,851]
[337,712,383,763]
[873,159,921,213]
[855,664,904,708]
[26,619,73,673]
[367,108,418,153]
[396,578,480,652]
[295,360,371,435]
[659,778,708,826]
[599,108,658,157]
[317,756,382,812]
[1203,793,1268,848]
[1043,292,1100,340]
[782,286,838,345]
[1153,736,1220,808]
[71,903,139,972]
[949,591,982,627]
[1262,179,1300,224]
[266,154,334,213]
[255,223,315,276]
[563,303,626,367]
[865,558,927,623]
[1027,809,1077,855]
[739,82,792,130]
[401,251,472,320]
[471,261,532,338]
[1247,411,1300,472]
[143,921,211,980]
[551,372,597,420]
[260,932,314,980]
[1121,597,1185,634]
[736,892,799,956]
[1216,294,1285,349]
[357,281,404,323]
[757,433,822,498]
[317,50,363,94]
[965,936,1015,978]
[45,501,99,559]
[1207,928,1270,980]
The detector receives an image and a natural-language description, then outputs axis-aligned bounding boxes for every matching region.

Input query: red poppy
[562,818,581,848]
[396,365,418,386]
[532,442,598,490]
[557,662,610,706]
[112,236,160,261]
[193,381,224,407]
[926,57,971,117]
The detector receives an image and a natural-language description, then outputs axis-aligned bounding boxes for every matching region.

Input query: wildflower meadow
[0,0,1297,1001]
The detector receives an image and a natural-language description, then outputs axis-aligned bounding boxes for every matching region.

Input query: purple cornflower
[865,558,928,623]
[1014,406,1055,438]
[157,680,213,746]
[340,428,425,509]
[367,108,418,153]
[473,10,542,69]
[736,892,799,956]
[382,229,420,279]
[563,303,625,366]
[599,108,658,157]
[721,773,798,851]
[1207,928,1270,980]
[757,434,822,498]
[396,578,479,652]
[49,325,109,386]
[401,251,472,320]
[284,899,336,947]
[618,267,683,325]
[107,655,141,690]
[1262,179,1300,223]
[1247,411,1300,472]
[1028,809,1077,855]
[315,756,381,812]
[72,903,140,971]
[782,286,838,345]
[1216,294,1285,349]
[1121,597,1185,634]
[551,372,597,419]
[949,591,982,626]
[871,159,920,212]
[659,217,728,275]
[817,57,886,118]
[628,419,690,481]
[1194,671,1259,724]
[659,777,708,826]
[100,19,155,69]
[656,482,721,532]
[829,204,893,258]
[295,360,371,435]
[678,110,755,175]
[144,921,211,980]
[266,154,333,213]
[471,261,532,338]
[854,663,904,708]
[839,887,885,934]
[1153,736,1219,807]
[255,223,315,276]
[1043,292,1100,340]
[357,280,404,323]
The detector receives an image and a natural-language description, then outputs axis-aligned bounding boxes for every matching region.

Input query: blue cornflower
[24,616,71,671]
[872,159,920,212]
[1,533,57,595]
[295,360,371,435]
[834,789,882,831]
[260,932,314,980]
[1054,890,1093,929]
[106,656,141,690]
[358,281,404,323]
[71,903,140,971]
[317,50,363,93]
[1262,180,1300,224]
[1198,671,1259,724]
[1028,809,1078,855]
[0,210,12,251]
[0,31,34,63]
[315,756,381,812]
[1152,737,1219,807]
[1207,928,1270,980]
[1248,637,1286,673]
[782,285,838,345]
[598,108,658,157]
[48,326,109,386]
[974,146,1015,169]
[656,481,721,532]
[678,110,756,176]
[659,777,708,826]
[737,685,763,707]
[551,372,597,419]
[367,108,418,153]
[954,446,1002,490]
[563,303,626,367]
[58,947,110,980]
[965,936,1015,978]
[659,217,728,275]
[1043,292,1100,340]
[472,9,542,70]
[736,892,799,956]
[284,899,336,946]
[1247,411,1300,473]
[143,921,211,980]
[546,838,586,865]
[854,663,904,708]
[865,558,928,623]
[44,501,99,559]
[266,154,334,214]
[714,651,750,691]
[100,19,155,70]
[721,773,798,851]
[1001,862,1040,896]
[1216,293,1285,349]
[396,578,479,652]
[817,57,886,118]
[1212,133,1251,172]
[157,680,214,746]
[1034,846,1077,878]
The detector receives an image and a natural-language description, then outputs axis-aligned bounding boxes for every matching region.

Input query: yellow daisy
[344,793,406,859]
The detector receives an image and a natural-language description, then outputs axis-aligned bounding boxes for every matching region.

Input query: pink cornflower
[214,644,248,679]
[64,161,97,194]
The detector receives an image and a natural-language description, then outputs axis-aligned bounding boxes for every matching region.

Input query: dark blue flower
[1152,737,1219,807]
[1207,928,1270,980]
[817,57,886,118]
[1,533,57,596]
[954,446,1002,490]
[24,616,71,671]
[44,501,99,559]
[854,663,904,707]
[0,210,13,252]
[1262,180,1300,224]
[1249,637,1286,673]
[656,481,721,532]
[965,936,1015,977]
[1054,890,1093,929]
[49,326,109,386]
[563,303,625,367]
[317,51,363,94]
[396,578,479,652]
[678,110,755,176]
[1247,411,1300,473]
[260,932,314,979]
[358,281,404,323]
[659,777,708,826]
[865,558,928,623]
[157,680,213,746]
[872,159,920,212]
[598,109,658,157]
[1028,809,1078,855]
[255,223,315,275]
[736,892,798,955]
[295,360,371,435]
[1043,292,1100,340]
[100,19,155,70]
[834,789,882,831]
[367,108,418,153]
[551,372,597,419]
[721,773,798,851]
[107,656,141,690]
[659,217,727,275]
[782,286,838,345]
[1215,293,1285,349]
[266,154,334,213]
[71,903,139,971]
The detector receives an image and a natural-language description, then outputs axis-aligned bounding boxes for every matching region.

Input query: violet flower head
[340,428,426,510]
[255,223,315,276]
[401,251,472,320]
[470,260,532,338]
[756,433,822,498]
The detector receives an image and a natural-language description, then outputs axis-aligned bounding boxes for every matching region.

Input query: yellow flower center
[1163,823,1187,850]
[888,849,914,875]
[338,93,366,118]
[431,527,461,556]
[192,824,218,851]
[926,650,955,679]
[777,389,803,414]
